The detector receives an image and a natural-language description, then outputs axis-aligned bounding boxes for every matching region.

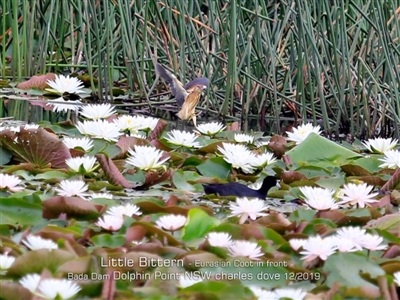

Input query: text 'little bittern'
[155,63,209,127]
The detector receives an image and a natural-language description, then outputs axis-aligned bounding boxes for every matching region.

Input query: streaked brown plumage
[155,63,208,126]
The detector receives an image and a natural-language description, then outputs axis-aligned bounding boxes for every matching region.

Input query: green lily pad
[196,157,231,180]
[323,252,385,288]
[287,133,362,167]
[182,208,220,242]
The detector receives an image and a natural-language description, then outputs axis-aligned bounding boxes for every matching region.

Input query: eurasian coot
[202,176,278,198]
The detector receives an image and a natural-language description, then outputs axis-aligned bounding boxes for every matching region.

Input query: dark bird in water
[155,63,209,126]
[202,176,279,198]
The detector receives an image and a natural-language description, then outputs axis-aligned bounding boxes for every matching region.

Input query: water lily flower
[194,122,226,136]
[362,137,398,153]
[206,232,233,248]
[228,240,264,260]
[379,149,400,168]
[178,273,203,288]
[126,145,170,171]
[335,226,366,251]
[299,186,339,210]
[38,278,81,300]
[248,286,276,299]
[46,74,85,95]
[19,273,42,293]
[393,271,400,286]
[135,115,159,131]
[96,215,124,231]
[217,143,256,174]
[62,137,94,152]
[229,198,268,224]
[89,192,113,200]
[80,103,116,120]
[54,179,89,199]
[165,130,201,148]
[76,119,122,142]
[106,204,142,218]
[156,214,187,231]
[300,235,337,261]
[0,254,15,273]
[338,183,378,208]
[23,235,58,250]
[286,123,321,144]
[65,156,97,173]
[273,288,307,300]
[46,97,82,112]
[325,236,359,253]
[359,233,387,251]
[114,115,140,134]
[0,173,24,192]
[234,133,254,144]
[251,152,277,168]
[289,238,307,251]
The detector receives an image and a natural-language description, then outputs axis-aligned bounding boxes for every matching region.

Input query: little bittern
[155,63,209,126]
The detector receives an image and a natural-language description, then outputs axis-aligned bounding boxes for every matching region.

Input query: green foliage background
[1,0,400,138]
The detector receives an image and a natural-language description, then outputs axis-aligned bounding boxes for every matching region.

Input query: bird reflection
[155,63,209,127]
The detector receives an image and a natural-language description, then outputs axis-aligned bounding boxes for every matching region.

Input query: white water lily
[46,74,85,95]
[114,115,159,132]
[54,179,89,199]
[96,215,124,231]
[38,278,81,300]
[23,235,58,250]
[80,103,116,120]
[76,119,122,142]
[218,143,256,174]
[299,186,338,210]
[206,232,233,248]
[300,235,338,261]
[362,137,398,153]
[65,156,97,173]
[228,240,264,260]
[286,123,321,144]
[89,192,113,200]
[156,214,187,231]
[229,198,268,224]
[0,173,23,192]
[325,236,359,253]
[335,226,366,251]
[0,254,15,272]
[178,273,203,288]
[19,273,42,293]
[393,271,400,286]
[289,238,307,251]
[127,145,170,170]
[252,152,277,168]
[165,130,201,148]
[107,204,142,218]
[379,149,400,168]
[248,286,276,299]
[194,122,226,136]
[114,115,140,134]
[62,137,94,152]
[135,115,159,131]
[46,97,82,112]
[358,233,387,251]
[273,288,307,300]
[338,183,378,208]
[234,133,254,144]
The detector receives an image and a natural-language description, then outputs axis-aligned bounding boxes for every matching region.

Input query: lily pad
[287,133,362,166]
